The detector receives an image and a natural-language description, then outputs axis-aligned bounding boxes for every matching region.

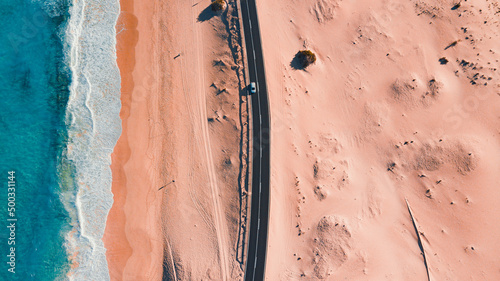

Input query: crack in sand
[406,199,431,281]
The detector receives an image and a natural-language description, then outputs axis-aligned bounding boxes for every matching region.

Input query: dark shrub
[296,50,317,68]
[211,0,225,12]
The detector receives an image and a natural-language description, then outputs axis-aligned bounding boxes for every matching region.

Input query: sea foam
[64,0,121,279]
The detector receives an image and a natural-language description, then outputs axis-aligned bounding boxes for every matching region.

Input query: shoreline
[64,0,122,279]
[103,0,164,279]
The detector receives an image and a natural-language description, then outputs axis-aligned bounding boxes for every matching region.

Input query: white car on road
[249,82,257,94]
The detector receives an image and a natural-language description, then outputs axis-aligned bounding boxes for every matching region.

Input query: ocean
[0,0,121,280]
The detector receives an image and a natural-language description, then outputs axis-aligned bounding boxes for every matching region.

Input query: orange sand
[104,0,247,280]
[103,0,163,280]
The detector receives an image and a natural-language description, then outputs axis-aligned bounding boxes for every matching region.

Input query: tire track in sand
[189,2,231,280]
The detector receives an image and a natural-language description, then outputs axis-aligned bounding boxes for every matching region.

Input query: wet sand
[103,0,163,279]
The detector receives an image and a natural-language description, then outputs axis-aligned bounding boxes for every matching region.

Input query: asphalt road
[239,0,271,280]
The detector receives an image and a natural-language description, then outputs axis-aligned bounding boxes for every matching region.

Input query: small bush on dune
[296,50,317,68]
[211,0,225,12]
[439,57,449,65]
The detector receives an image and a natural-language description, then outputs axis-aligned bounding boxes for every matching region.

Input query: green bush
[211,0,225,12]
[297,50,316,68]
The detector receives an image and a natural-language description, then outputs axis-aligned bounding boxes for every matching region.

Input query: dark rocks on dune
[314,185,327,201]
[426,78,443,97]
[387,162,396,172]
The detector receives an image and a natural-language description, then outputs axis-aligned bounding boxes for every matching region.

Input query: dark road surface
[240,0,271,280]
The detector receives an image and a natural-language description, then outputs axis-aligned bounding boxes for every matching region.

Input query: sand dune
[258,0,500,279]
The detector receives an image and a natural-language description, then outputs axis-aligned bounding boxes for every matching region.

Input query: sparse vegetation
[439,57,449,65]
[295,50,317,68]
[444,40,459,50]
[211,0,225,12]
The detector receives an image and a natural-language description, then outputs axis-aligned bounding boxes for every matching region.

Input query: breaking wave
[63,0,121,279]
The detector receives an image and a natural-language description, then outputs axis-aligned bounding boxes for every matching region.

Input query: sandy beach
[103,0,164,279]
[104,0,248,280]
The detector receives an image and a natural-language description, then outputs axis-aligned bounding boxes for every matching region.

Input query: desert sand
[257,0,500,280]
[104,0,500,280]
[104,0,249,280]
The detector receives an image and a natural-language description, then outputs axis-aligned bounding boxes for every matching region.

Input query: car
[249,82,257,94]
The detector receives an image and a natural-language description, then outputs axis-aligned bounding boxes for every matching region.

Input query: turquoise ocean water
[0,0,72,280]
[0,0,121,280]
